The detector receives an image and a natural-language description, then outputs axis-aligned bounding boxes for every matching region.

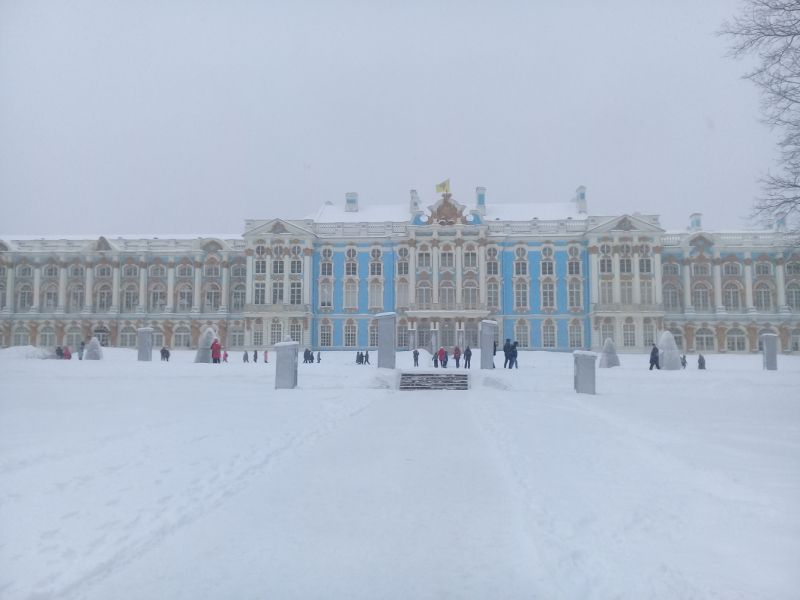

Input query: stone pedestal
[573,351,597,394]
[376,312,396,369]
[194,327,215,363]
[137,327,153,362]
[762,333,778,370]
[275,338,299,389]
[480,320,497,370]
[84,337,103,360]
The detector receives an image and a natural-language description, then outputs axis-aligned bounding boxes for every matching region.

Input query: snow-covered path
[1,348,798,599]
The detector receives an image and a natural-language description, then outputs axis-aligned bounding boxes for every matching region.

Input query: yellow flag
[436,179,450,193]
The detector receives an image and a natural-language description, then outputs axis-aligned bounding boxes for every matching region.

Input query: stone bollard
[761,332,778,370]
[376,312,397,369]
[573,351,597,395]
[480,320,498,370]
[137,327,154,362]
[275,336,299,389]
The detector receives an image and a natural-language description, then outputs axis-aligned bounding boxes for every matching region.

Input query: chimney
[689,213,702,232]
[345,192,358,212]
[475,187,486,216]
[410,190,421,215]
[573,186,587,214]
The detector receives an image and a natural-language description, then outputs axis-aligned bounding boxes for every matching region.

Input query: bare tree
[720,0,800,235]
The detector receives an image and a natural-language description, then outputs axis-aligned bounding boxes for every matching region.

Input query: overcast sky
[0,0,776,236]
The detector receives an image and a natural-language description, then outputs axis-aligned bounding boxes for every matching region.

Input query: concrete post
[376,312,396,369]
[137,327,153,361]
[275,337,299,389]
[573,350,597,394]
[762,332,778,370]
[480,320,497,369]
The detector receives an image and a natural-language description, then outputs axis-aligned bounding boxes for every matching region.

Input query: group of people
[55,345,73,360]
[502,339,520,369]
[649,345,707,370]
[243,350,267,363]
[303,349,321,363]
[355,350,370,365]
[410,346,473,368]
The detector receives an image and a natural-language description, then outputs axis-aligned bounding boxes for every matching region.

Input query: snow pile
[194,327,215,363]
[658,330,682,370]
[84,337,103,360]
[598,337,620,368]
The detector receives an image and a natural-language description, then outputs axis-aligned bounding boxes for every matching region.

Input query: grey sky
[0,0,775,236]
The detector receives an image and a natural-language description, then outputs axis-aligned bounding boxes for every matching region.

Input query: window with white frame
[43,284,58,311]
[487,282,500,308]
[231,265,246,277]
[620,244,632,255]
[204,264,220,277]
[723,263,741,276]
[68,285,84,312]
[344,283,358,309]
[369,324,379,347]
[66,326,82,348]
[93,326,110,346]
[150,283,166,311]
[0,284,4,310]
[786,262,800,275]
[291,260,302,274]
[692,262,710,276]
[695,327,714,351]
[568,282,582,308]
[619,258,632,274]
[569,324,583,348]
[290,323,302,343]
[514,323,529,347]
[13,326,29,346]
[177,265,192,278]
[464,251,477,268]
[321,248,333,260]
[252,323,263,346]
[291,245,303,257]
[542,324,556,348]
[600,280,613,304]
[662,263,680,276]
[345,261,358,276]
[516,260,529,276]
[255,245,266,256]
[272,260,284,275]
[320,261,333,277]
[726,328,746,351]
[370,262,382,276]
[368,282,382,308]
[755,283,772,311]
[273,246,284,259]
[289,282,302,305]
[397,324,408,348]
[397,247,409,260]
[486,260,499,275]
[540,247,553,275]
[601,322,615,344]
[17,265,33,277]
[69,265,85,277]
[663,283,680,311]
[417,252,431,268]
[119,326,137,347]
[568,260,581,275]
[620,280,633,304]
[515,282,528,309]
[232,284,246,311]
[643,322,655,346]
[755,262,772,276]
[599,258,613,273]
[440,251,454,268]
[254,281,266,305]
[440,283,455,308]
[96,284,112,311]
[343,324,357,347]
[417,283,432,307]
[541,282,555,308]
[723,283,741,311]
[270,323,283,345]
[568,246,581,260]
[272,281,283,304]
[227,328,244,348]
[123,265,138,278]
[319,324,332,347]
[345,248,357,260]
[640,280,653,304]
[38,326,55,347]
[122,284,138,312]
[639,257,652,274]
[787,282,800,310]
[205,283,221,311]
[693,284,711,310]
[463,283,478,308]
[319,282,333,308]
[0,266,6,278]
[623,323,636,347]
[255,260,267,274]
[43,265,58,277]
[177,285,193,311]
[396,282,409,307]
[396,261,408,275]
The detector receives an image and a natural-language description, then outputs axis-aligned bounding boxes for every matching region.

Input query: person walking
[464,346,472,369]
[698,354,706,370]
[453,346,461,368]
[253,349,258,363]
[264,350,268,363]
[223,350,228,363]
[243,351,249,363]
[160,347,166,361]
[437,347,445,368]
[78,345,84,360]
[317,351,321,363]
[503,338,512,368]
[433,351,438,368]
[680,355,687,369]
[211,339,222,364]
[511,341,518,369]
[56,346,63,359]
[649,344,660,370]
[164,348,170,362]
[356,351,363,365]
[413,348,419,367]
[364,350,370,365]
[63,346,71,359]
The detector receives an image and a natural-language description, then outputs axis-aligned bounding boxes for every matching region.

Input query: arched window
[416,282,432,308]
[13,325,30,346]
[152,327,164,348]
[69,264,85,278]
[66,326,82,348]
[69,284,85,313]
[270,323,284,345]
[43,265,58,278]
[38,326,55,348]
[440,281,455,308]
[231,284,246,311]
[755,283,772,311]
[723,282,741,312]
[119,326,137,347]
[121,283,138,313]
[695,327,715,352]
[122,265,139,278]
[205,283,220,311]
[463,282,478,309]
[93,326,110,346]
[96,283,112,312]
[17,284,33,310]
[786,262,800,276]
[755,262,772,276]
[693,282,712,311]
[173,326,191,348]
[726,328,746,352]
[177,265,193,278]
[204,264,220,277]
[17,264,33,278]
[662,263,680,276]
[227,327,244,348]
[177,284,193,312]
[723,263,741,276]
[149,265,167,278]
[95,265,112,278]
[42,283,58,312]
[231,264,246,277]
[787,282,800,311]
[150,283,167,312]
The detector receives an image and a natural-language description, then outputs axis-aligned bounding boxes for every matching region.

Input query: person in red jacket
[453,346,461,368]
[211,339,222,364]
[438,347,445,366]
[63,346,71,360]
[222,349,228,363]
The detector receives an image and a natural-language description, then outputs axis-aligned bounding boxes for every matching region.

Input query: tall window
[515,282,528,309]
[663,283,681,311]
[270,323,283,345]
[640,280,653,304]
[569,324,583,348]
[487,283,499,309]
[290,323,302,343]
[255,260,267,274]
[600,280,613,304]
[0,284,6,310]
[319,324,333,347]
[369,324,379,347]
[396,282,409,308]
[727,328,746,352]
[232,284,246,311]
[542,324,556,348]
[601,322,614,344]
[66,326,83,348]
[254,282,266,305]
[464,252,477,268]
[291,260,303,274]
[43,284,58,311]
[440,252,454,268]
[417,252,431,268]
[787,282,800,310]
[693,284,711,311]
[723,283,741,311]
[568,282,582,309]
[150,284,166,312]
[463,284,478,309]
[122,284,138,313]
[417,283,432,308]
[205,283,221,311]
[321,262,333,276]
[539,261,553,276]
[396,262,408,275]
[272,282,284,304]
[440,283,455,308]
[619,258,632,274]
[319,282,333,308]
[177,285,193,311]
[486,260,499,275]
[514,324,529,347]
[599,258,613,274]
[397,324,409,348]
[204,264,220,277]
[643,323,655,346]
[119,326,137,347]
[343,324,357,347]
[13,326,30,346]
[290,282,302,305]
[273,260,284,274]
[639,257,652,273]
[38,326,55,347]
[345,261,358,276]
[370,262,382,276]
[755,283,772,311]
[568,260,581,275]
[253,323,263,346]
[695,328,714,351]
[623,323,636,347]
[541,282,554,308]
[368,283,382,309]
[174,326,191,348]
[344,283,358,309]
[620,280,633,304]
[97,284,112,312]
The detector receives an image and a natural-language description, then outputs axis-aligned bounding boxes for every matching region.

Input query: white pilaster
[777,254,790,314]
[713,250,725,314]
[265,252,272,304]
[744,252,755,313]
[478,244,486,303]
[632,250,641,304]
[302,252,311,305]
[455,243,463,303]
[245,253,254,305]
[432,243,439,304]
[31,262,41,313]
[56,257,67,314]
[653,252,663,304]
[683,261,693,314]
[165,261,175,313]
[589,251,599,306]
[3,262,14,313]
[220,256,229,313]
[282,254,290,305]
[137,255,147,313]
[191,256,202,313]
[109,261,120,314]
[612,249,620,304]
[82,258,93,313]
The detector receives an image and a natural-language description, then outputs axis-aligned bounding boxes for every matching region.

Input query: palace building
[1,187,799,354]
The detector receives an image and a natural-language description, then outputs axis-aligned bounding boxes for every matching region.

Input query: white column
[455,243,463,303]
[165,261,175,312]
[56,257,67,314]
[245,253,254,305]
[282,254,290,305]
[589,250,599,306]
[683,260,693,313]
[409,243,417,304]
[82,257,93,313]
[713,251,724,313]
[3,262,14,313]
[478,244,486,304]
[744,252,755,313]
[632,250,641,304]
[31,262,41,313]
[137,255,147,313]
[612,249,620,304]
[220,256,229,313]
[654,251,663,304]
[110,261,120,314]
[191,256,202,313]
[303,251,311,305]
[777,255,789,314]
[265,252,272,304]
[432,243,439,304]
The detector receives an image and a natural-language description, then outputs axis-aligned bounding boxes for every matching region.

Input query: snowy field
[1,347,798,600]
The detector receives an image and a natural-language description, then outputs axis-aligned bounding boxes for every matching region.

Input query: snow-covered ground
[1,347,798,600]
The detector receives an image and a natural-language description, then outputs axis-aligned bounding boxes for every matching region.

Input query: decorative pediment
[244,219,313,238]
[81,236,118,253]
[688,234,713,254]
[585,214,664,234]
[194,238,231,253]
[426,193,468,226]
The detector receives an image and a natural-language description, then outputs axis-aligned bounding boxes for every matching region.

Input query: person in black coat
[464,346,472,369]
[680,355,687,369]
[698,354,706,370]
[56,346,63,359]
[649,344,660,370]
[511,341,519,369]
[413,349,419,367]
[253,349,258,363]
[243,351,249,362]
[503,339,513,368]
[364,350,370,365]
[317,352,321,363]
